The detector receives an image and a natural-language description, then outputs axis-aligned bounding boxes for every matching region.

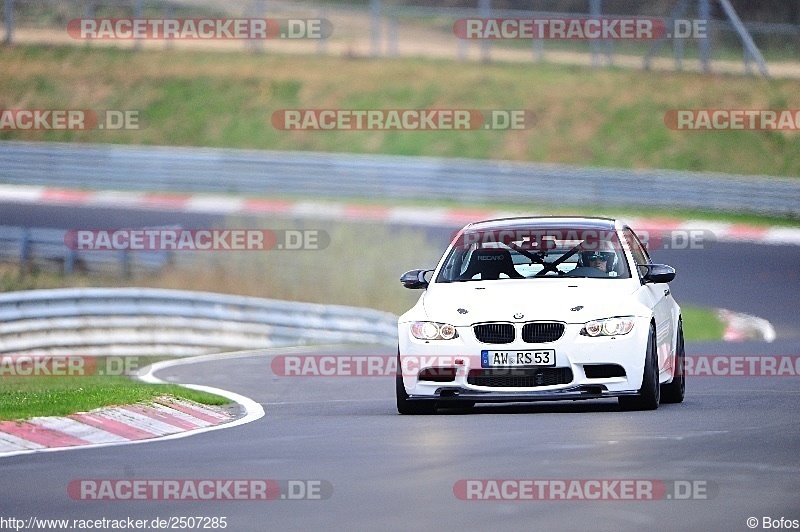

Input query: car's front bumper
[406,385,639,403]
[398,318,651,403]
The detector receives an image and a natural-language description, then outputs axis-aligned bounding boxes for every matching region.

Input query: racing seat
[459,248,524,280]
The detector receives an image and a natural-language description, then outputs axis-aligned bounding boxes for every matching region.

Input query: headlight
[580,317,635,337]
[411,321,459,340]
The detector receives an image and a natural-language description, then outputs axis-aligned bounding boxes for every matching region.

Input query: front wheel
[660,321,686,404]
[396,351,437,415]
[619,324,660,411]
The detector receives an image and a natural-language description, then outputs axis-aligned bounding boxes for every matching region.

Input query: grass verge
[0,373,229,421]
[682,305,726,342]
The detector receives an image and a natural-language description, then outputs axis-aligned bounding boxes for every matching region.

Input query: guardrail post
[532,38,543,62]
[674,32,684,71]
[133,0,143,51]
[18,228,30,276]
[698,0,711,73]
[589,0,601,67]
[743,47,752,75]
[644,0,690,71]
[457,30,468,61]
[4,0,14,45]
[249,0,264,53]
[84,2,95,49]
[164,3,174,50]
[64,248,76,275]
[478,0,491,63]
[369,0,382,57]
[121,250,131,278]
[387,16,398,57]
[317,9,327,55]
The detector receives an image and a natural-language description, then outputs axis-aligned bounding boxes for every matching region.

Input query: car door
[623,227,674,376]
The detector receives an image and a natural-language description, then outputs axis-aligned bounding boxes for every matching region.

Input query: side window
[623,228,650,275]
[458,248,474,278]
[437,246,474,282]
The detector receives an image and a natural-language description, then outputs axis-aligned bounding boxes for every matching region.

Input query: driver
[581,251,616,273]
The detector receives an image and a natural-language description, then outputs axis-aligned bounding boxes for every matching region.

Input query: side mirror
[641,264,676,284]
[400,269,432,289]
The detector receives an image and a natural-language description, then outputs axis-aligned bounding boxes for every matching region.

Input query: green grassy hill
[2,44,799,177]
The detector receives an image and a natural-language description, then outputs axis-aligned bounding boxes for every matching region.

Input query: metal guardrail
[0,225,172,275]
[0,287,398,356]
[1,141,799,217]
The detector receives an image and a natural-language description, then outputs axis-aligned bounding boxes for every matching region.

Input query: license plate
[481,350,555,368]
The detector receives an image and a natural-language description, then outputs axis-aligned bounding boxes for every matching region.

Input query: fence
[2,141,799,217]
[2,0,799,76]
[0,225,173,276]
[0,287,398,356]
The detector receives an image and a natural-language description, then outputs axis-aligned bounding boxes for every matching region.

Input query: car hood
[422,279,640,325]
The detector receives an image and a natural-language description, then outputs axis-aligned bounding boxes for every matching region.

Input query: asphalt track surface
[1,203,799,531]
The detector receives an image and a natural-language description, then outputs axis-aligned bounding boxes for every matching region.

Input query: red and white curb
[1,184,799,246]
[718,308,776,343]
[0,397,232,455]
[0,353,266,458]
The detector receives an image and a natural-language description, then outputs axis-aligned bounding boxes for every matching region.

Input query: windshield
[436,226,631,282]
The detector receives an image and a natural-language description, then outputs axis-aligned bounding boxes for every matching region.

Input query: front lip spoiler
[408,385,640,403]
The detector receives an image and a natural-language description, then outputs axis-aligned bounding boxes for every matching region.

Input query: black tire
[396,351,437,415]
[660,321,686,404]
[619,324,660,411]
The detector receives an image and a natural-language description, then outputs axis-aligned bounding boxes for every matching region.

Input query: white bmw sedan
[397,217,685,414]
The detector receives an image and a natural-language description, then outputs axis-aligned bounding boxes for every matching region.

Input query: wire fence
[2,0,799,76]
